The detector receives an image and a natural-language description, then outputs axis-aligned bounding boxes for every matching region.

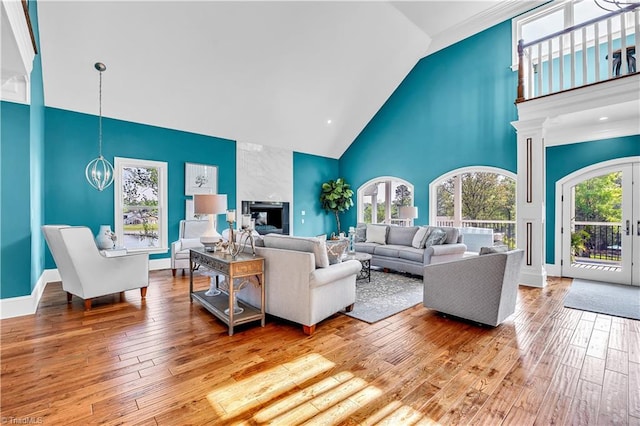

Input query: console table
[189,249,265,336]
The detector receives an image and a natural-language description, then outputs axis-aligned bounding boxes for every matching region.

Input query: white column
[512,118,547,288]
[453,174,462,227]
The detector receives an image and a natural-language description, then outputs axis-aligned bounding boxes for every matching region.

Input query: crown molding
[1,0,35,103]
[426,1,545,55]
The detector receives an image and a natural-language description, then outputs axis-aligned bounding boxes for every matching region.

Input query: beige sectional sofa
[353,224,467,276]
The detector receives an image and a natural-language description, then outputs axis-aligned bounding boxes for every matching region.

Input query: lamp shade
[194,194,227,215]
[399,206,418,219]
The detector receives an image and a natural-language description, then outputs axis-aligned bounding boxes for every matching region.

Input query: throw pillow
[326,240,349,264]
[479,245,509,255]
[423,228,447,248]
[411,226,431,249]
[366,224,387,245]
[180,238,204,250]
[354,223,367,242]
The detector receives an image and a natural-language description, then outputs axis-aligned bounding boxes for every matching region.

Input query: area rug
[343,269,423,324]
[564,279,640,320]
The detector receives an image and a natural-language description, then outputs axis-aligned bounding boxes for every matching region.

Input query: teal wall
[545,135,640,263]
[44,107,236,269]
[0,0,45,299]
[1,102,32,298]
[293,152,339,237]
[339,20,519,229]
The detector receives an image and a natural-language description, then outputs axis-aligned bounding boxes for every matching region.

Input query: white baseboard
[150,258,170,271]
[545,263,561,277]
[0,269,59,319]
[1,260,170,319]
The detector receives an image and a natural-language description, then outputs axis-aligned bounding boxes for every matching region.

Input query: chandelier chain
[98,70,103,157]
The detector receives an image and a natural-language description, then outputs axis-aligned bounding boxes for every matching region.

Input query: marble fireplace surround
[236,142,294,233]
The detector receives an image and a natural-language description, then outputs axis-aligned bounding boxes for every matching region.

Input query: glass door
[562,162,639,286]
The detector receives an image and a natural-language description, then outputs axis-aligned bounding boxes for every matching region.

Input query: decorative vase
[96,225,114,250]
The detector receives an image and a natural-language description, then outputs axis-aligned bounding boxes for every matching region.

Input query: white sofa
[236,234,362,335]
[42,225,149,310]
[171,220,211,276]
[353,224,467,276]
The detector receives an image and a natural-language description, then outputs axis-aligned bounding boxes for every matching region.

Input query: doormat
[343,269,423,324]
[564,279,640,320]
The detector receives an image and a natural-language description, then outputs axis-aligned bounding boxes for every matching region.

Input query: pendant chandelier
[593,0,640,12]
[85,62,114,191]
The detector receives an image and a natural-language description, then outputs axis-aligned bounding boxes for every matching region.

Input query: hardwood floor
[1,271,638,425]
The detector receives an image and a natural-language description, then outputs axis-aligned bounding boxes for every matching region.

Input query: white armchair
[236,235,362,335]
[171,220,211,276]
[42,225,149,310]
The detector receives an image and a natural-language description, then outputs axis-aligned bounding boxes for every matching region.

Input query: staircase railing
[516,3,640,103]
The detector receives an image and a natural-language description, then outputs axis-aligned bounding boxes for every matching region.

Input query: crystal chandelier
[85,62,114,191]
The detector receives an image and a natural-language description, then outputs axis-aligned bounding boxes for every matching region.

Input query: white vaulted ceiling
[34,1,542,158]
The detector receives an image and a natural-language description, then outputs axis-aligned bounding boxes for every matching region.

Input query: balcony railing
[572,221,622,263]
[516,3,640,102]
[436,218,516,249]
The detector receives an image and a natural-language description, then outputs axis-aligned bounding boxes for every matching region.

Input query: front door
[562,162,639,286]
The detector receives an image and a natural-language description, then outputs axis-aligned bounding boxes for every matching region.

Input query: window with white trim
[114,157,168,253]
[357,177,415,225]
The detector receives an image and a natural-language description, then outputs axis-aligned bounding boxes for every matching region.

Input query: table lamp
[194,194,227,249]
[399,206,418,226]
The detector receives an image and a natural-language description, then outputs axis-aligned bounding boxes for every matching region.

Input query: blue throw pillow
[424,228,447,248]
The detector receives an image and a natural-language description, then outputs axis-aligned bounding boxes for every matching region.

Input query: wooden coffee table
[344,252,372,282]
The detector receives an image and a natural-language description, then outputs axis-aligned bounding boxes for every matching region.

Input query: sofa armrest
[424,242,467,264]
[309,260,362,288]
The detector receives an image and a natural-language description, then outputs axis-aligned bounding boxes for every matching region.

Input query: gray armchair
[423,249,525,326]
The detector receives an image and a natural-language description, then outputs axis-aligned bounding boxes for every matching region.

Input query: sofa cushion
[387,226,419,246]
[263,234,330,268]
[411,226,431,249]
[366,224,388,245]
[326,239,348,264]
[441,227,460,244]
[424,228,447,248]
[479,245,509,255]
[353,242,377,254]
[355,222,367,242]
[180,238,203,250]
[374,245,400,258]
[397,246,425,263]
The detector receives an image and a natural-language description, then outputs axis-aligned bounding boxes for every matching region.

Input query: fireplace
[241,201,290,235]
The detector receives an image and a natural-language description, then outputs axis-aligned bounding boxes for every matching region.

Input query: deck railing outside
[435,218,516,249]
[572,221,622,263]
[517,3,640,102]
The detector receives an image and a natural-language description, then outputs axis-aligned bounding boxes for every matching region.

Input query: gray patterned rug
[343,269,424,323]
[564,279,640,320]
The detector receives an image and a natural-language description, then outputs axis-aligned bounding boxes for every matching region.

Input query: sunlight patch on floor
[206,352,438,424]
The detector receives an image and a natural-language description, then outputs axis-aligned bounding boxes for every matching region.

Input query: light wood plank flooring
[1,271,638,425]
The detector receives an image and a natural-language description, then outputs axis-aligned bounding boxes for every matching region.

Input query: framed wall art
[185,163,217,196]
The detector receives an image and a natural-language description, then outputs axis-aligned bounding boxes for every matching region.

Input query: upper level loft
[512,1,639,145]
[515,1,639,103]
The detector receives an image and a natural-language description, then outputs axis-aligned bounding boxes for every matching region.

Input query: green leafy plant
[320,178,354,235]
[570,229,589,261]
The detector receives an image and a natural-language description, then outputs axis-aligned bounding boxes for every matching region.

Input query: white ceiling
[35,1,543,159]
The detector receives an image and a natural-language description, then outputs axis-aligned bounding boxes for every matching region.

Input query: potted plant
[320,177,354,236]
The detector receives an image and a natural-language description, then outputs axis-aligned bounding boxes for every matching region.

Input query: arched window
[357,177,415,225]
[429,167,516,248]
